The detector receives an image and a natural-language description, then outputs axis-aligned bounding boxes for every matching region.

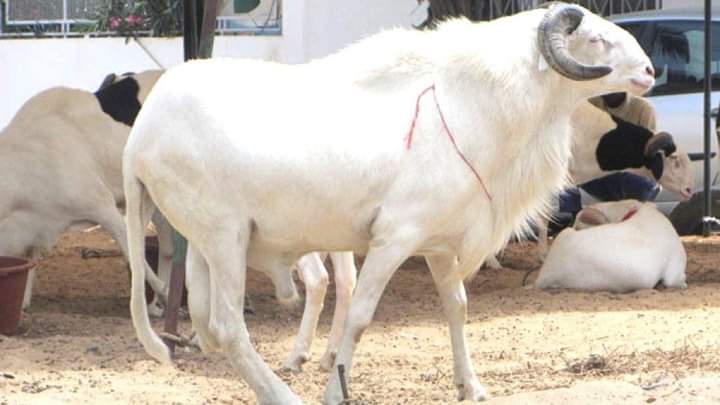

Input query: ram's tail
[124,171,172,365]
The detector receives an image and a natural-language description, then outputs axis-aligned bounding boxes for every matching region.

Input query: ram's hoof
[456,379,488,402]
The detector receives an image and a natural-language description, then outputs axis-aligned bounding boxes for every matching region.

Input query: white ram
[123,4,655,403]
[0,69,355,365]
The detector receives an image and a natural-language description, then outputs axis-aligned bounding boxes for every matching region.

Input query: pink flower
[109,16,120,29]
[126,15,144,27]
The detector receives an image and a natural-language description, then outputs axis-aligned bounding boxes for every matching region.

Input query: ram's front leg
[323,232,419,405]
[426,254,487,401]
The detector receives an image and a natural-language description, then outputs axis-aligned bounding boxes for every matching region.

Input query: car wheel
[668,190,720,235]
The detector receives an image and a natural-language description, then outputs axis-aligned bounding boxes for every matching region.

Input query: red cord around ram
[405,84,492,202]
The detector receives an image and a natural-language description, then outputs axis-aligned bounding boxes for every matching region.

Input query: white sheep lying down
[536,199,687,292]
[123,3,655,403]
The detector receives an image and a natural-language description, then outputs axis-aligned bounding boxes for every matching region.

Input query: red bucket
[0,256,35,335]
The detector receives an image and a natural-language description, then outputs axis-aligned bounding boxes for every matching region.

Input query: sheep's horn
[644,132,676,180]
[645,132,677,157]
[538,4,612,81]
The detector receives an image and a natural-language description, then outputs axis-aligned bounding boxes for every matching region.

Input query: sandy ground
[2,229,720,404]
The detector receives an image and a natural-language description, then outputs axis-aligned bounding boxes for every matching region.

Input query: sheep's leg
[484,255,502,269]
[203,223,301,405]
[536,218,550,260]
[319,251,357,371]
[426,254,487,402]
[149,212,175,317]
[92,204,169,316]
[22,268,36,309]
[662,253,688,289]
[283,252,329,372]
[323,239,417,405]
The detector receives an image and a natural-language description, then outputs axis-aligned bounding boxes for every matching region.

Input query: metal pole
[199,0,218,58]
[163,231,187,353]
[163,0,220,353]
[183,0,198,60]
[161,0,199,354]
[62,0,67,37]
[703,0,712,236]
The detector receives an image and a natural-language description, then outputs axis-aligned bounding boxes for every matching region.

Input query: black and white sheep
[0,70,172,314]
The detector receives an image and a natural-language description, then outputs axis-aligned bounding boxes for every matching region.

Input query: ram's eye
[590,35,613,48]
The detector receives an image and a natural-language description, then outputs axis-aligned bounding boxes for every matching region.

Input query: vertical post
[163,231,188,353]
[183,0,198,60]
[164,0,220,353]
[703,0,712,236]
[162,0,200,354]
[199,0,219,58]
[62,0,67,37]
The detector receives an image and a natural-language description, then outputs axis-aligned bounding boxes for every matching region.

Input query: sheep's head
[656,148,693,202]
[641,132,692,201]
[573,199,645,230]
[96,70,164,105]
[537,3,654,96]
[94,70,164,126]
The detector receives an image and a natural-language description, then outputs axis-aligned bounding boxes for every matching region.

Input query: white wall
[0,0,425,128]
[301,0,428,61]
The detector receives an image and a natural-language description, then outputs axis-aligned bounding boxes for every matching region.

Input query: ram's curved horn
[538,4,612,81]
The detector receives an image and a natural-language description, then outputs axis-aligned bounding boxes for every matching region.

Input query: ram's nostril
[646,65,655,77]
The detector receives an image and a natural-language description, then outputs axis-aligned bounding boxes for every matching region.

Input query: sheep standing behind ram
[0,71,175,315]
[123,4,655,403]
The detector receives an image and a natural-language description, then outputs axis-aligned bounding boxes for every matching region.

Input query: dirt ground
[2,229,720,404]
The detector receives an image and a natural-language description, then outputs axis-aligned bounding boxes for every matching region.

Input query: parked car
[576,8,720,234]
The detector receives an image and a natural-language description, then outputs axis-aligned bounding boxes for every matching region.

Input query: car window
[621,20,720,97]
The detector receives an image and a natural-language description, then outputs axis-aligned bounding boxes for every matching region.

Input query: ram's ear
[601,92,627,108]
[97,73,117,92]
[648,152,664,180]
[538,54,549,72]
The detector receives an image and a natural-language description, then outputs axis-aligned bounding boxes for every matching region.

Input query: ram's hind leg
[319,251,357,371]
[200,221,301,405]
[283,252,329,372]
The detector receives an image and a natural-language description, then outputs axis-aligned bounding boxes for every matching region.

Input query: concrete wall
[0,0,426,128]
